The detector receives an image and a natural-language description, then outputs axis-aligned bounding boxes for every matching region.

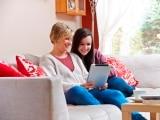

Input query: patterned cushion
[0,61,24,77]
[16,55,45,77]
[106,56,138,86]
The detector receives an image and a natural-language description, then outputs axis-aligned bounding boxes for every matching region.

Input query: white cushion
[68,104,122,120]
[119,55,160,88]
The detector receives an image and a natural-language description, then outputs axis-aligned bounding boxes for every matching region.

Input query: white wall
[0,0,81,60]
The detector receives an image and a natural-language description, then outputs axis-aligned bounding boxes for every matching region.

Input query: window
[112,0,160,55]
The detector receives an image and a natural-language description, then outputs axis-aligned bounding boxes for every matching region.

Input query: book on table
[141,95,160,104]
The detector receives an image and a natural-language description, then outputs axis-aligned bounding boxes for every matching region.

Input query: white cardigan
[39,53,88,92]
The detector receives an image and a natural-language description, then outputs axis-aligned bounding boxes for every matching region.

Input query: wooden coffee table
[122,103,160,120]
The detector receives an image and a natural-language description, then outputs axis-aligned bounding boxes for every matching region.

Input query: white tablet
[87,64,110,88]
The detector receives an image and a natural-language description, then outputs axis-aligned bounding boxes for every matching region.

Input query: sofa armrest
[0,77,69,120]
[50,77,69,120]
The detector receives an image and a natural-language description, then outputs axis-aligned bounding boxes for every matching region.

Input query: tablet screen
[87,64,110,88]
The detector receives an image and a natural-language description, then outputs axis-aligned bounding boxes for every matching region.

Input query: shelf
[56,0,86,16]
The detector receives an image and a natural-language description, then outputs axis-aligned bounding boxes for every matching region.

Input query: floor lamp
[89,0,98,41]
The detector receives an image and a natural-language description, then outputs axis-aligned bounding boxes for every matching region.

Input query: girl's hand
[81,82,94,89]
[109,66,116,76]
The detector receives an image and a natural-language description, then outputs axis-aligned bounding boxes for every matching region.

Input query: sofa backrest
[2,54,160,88]
[23,53,40,65]
[119,55,160,88]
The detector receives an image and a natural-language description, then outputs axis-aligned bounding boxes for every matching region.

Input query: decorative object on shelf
[56,0,86,16]
[68,0,76,10]
[89,0,98,40]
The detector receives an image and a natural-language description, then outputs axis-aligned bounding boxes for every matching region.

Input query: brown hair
[50,22,73,44]
[71,28,94,71]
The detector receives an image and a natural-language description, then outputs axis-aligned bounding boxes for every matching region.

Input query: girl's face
[78,36,92,56]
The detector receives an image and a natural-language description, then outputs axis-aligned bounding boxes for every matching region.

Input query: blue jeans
[107,76,134,97]
[65,86,146,120]
[65,86,126,108]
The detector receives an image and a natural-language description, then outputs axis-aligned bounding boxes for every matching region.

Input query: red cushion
[16,55,45,77]
[0,61,24,77]
[106,56,139,86]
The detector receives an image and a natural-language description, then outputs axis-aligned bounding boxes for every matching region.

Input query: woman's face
[56,36,72,52]
[78,36,92,56]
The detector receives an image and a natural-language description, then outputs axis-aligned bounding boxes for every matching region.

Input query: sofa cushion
[68,104,122,120]
[106,56,138,87]
[16,55,45,77]
[0,61,24,77]
[118,55,160,88]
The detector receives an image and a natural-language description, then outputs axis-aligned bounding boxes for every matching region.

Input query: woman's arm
[39,55,57,77]
[94,49,116,76]
[94,49,107,64]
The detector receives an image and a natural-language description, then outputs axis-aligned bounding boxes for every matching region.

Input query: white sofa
[0,77,121,120]
[0,54,160,120]
[68,54,160,120]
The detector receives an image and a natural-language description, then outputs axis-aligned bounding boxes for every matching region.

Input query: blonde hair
[50,22,73,44]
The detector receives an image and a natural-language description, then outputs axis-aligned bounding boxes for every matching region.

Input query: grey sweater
[39,53,88,92]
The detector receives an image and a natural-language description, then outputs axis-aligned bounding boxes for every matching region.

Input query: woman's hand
[82,82,108,90]
[81,82,94,89]
[96,83,108,90]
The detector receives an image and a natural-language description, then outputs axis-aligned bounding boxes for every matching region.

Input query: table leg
[150,112,159,120]
[122,111,132,120]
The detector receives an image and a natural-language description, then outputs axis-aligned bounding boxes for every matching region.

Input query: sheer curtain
[96,0,149,55]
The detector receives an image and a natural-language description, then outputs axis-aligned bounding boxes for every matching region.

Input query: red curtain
[82,0,99,49]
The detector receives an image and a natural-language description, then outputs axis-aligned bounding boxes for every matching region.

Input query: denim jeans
[65,86,126,108]
[107,76,134,97]
[65,86,146,120]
